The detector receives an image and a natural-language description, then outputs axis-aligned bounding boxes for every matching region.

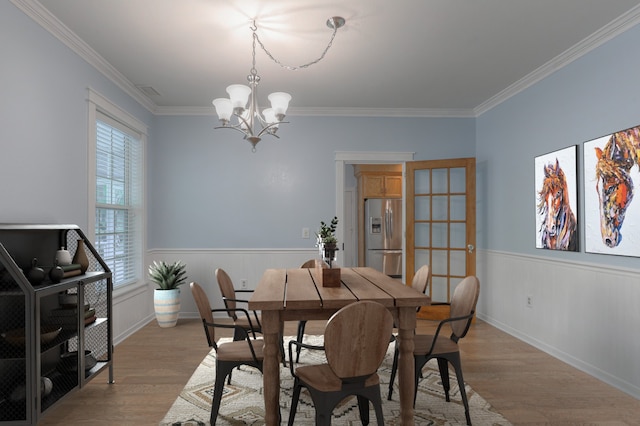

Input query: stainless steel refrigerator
[364,198,402,277]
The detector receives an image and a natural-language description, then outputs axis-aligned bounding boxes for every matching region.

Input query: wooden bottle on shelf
[72,239,89,274]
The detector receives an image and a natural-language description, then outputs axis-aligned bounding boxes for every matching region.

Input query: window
[88,90,146,290]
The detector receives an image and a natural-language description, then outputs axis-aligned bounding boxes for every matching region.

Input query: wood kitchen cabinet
[357,166,403,198]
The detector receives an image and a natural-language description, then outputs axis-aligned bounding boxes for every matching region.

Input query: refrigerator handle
[384,207,389,240]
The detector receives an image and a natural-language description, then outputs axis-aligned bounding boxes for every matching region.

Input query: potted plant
[149,260,187,328]
[316,216,339,267]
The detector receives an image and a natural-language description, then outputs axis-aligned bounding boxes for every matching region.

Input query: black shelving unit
[0,224,113,424]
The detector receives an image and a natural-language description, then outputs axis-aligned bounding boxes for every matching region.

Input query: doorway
[335,152,414,274]
[335,152,477,305]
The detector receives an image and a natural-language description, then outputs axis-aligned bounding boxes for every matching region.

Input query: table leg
[261,310,281,425]
[397,307,417,426]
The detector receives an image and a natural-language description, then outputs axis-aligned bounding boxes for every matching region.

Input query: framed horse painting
[534,145,579,251]
[583,125,640,257]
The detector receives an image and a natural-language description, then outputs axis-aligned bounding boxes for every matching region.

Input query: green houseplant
[149,260,187,328]
[316,217,339,267]
[149,260,187,290]
[316,216,339,245]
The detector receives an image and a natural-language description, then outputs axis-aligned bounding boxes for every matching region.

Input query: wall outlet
[302,227,310,239]
[240,279,248,289]
[526,295,533,308]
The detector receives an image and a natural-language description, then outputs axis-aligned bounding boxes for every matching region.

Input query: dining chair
[387,264,431,399]
[215,268,261,340]
[387,275,480,426]
[294,259,329,362]
[216,267,286,365]
[189,282,264,426]
[287,301,393,426]
[299,259,319,268]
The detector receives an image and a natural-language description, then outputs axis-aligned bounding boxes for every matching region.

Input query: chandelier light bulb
[226,84,251,111]
[262,108,277,125]
[212,98,232,122]
[239,109,251,131]
[268,92,292,118]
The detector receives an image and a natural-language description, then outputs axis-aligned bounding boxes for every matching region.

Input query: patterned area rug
[160,336,511,425]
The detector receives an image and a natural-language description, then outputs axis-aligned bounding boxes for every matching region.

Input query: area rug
[160,336,511,425]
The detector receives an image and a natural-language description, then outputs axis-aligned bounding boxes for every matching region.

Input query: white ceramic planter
[153,288,181,328]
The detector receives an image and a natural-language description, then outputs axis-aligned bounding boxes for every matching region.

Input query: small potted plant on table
[316,216,339,267]
[315,217,340,287]
[149,260,187,328]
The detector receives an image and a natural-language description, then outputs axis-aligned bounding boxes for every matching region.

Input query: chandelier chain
[250,27,258,76]
[252,23,340,71]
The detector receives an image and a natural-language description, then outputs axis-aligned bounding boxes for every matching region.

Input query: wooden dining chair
[215,268,261,340]
[287,301,393,426]
[299,259,319,268]
[294,259,329,362]
[387,275,480,426]
[387,264,431,399]
[189,282,264,426]
[216,267,286,365]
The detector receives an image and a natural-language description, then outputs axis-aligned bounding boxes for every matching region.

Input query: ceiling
[23,0,640,116]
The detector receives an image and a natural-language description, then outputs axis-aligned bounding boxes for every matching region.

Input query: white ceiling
[22,0,640,116]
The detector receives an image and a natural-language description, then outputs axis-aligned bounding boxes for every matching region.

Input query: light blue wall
[148,116,475,248]
[475,22,640,397]
[476,22,640,270]
[0,1,154,229]
[1,0,475,251]
[1,0,475,255]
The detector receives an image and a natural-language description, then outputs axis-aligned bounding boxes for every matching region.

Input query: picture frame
[534,145,579,251]
[583,125,640,256]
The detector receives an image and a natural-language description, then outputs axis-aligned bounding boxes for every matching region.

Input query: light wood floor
[39,318,640,425]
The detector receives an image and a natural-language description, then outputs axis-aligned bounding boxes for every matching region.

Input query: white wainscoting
[112,282,152,344]
[111,248,318,344]
[476,249,640,399]
[149,248,320,319]
[111,247,640,399]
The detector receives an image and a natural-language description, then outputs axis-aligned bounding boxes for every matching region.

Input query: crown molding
[154,105,476,118]
[153,106,215,116]
[475,4,640,116]
[14,0,472,119]
[11,0,157,113]
[14,0,640,119]
[335,151,414,162]
[286,107,476,118]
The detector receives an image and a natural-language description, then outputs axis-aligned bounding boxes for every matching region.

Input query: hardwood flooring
[39,318,640,425]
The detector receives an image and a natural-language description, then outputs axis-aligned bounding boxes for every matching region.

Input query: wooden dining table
[249,266,430,425]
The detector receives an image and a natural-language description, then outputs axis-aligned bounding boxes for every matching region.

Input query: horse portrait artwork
[592,126,640,249]
[536,157,578,251]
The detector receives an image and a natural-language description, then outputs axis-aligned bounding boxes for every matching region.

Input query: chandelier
[212,16,345,152]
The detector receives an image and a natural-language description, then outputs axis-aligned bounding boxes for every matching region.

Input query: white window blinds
[95,112,142,289]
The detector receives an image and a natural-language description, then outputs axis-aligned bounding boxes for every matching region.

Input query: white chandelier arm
[214,123,252,136]
[214,115,288,139]
[256,121,288,138]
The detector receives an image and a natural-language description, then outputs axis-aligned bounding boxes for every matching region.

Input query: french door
[406,158,476,316]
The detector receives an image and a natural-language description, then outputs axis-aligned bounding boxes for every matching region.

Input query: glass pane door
[406,158,475,304]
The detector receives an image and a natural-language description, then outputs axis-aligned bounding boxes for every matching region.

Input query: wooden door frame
[406,157,476,319]
[335,152,415,278]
